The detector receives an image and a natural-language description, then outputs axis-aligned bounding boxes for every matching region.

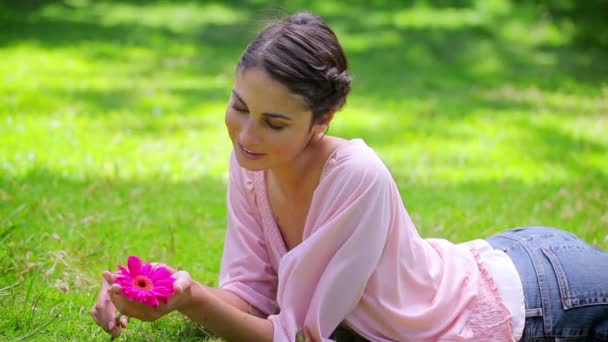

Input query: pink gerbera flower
[115,256,175,308]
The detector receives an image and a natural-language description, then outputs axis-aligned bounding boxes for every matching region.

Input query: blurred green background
[1,0,607,340]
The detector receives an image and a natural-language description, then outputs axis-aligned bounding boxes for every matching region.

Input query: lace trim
[466,247,515,341]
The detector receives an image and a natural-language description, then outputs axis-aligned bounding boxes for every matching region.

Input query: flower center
[132,275,153,291]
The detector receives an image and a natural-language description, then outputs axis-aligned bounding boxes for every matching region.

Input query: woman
[91,12,608,341]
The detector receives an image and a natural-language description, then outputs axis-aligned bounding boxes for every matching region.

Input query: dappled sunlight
[1,0,605,189]
[334,95,607,185]
[40,1,246,33]
[391,6,483,29]
[342,29,402,52]
[483,84,608,116]
[500,15,572,47]
[0,42,232,115]
[0,1,606,338]
[1,111,232,180]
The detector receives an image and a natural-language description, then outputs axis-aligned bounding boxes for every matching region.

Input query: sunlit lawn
[1,0,607,340]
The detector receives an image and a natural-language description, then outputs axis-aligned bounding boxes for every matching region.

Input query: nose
[238,117,262,146]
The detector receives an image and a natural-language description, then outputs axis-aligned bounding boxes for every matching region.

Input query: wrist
[176,280,204,316]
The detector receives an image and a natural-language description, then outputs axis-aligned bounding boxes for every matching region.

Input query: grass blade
[1,204,27,226]
[0,282,20,296]
[16,304,60,341]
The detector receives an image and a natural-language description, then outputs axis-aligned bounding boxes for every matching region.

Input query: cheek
[224,109,240,139]
[267,130,310,156]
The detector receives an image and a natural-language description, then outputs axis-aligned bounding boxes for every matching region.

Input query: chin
[234,153,269,172]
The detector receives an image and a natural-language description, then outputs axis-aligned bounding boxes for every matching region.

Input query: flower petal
[151,286,173,295]
[149,267,172,281]
[115,278,131,287]
[127,256,142,275]
[140,262,152,277]
[117,265,131,277]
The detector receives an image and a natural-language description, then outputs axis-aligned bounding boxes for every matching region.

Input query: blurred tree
[0,0,60,11]
[514,0,608,47]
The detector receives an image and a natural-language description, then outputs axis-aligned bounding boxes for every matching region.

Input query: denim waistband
[487,226,608,338]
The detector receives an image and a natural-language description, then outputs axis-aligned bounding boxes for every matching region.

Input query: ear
[310,111,335,135]
[317,123,329,135]
[320,111,335,125]
[315,111,335,132]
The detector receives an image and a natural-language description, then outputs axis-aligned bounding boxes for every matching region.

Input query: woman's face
[225,68,323,171]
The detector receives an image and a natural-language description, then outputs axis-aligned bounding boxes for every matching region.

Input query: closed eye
[266,120,286,130]
[231,106,286,130]
[231,105,248,113]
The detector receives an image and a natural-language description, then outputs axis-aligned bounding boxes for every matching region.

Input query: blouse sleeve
[218,154,278,316]
[268,153,394,342]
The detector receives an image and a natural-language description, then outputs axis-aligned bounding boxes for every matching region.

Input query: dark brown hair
[238,12,352,124]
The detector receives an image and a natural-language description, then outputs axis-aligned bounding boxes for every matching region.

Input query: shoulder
[322,139,394,189]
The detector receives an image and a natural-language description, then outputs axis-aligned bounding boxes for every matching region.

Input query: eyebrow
[231,89,293,121]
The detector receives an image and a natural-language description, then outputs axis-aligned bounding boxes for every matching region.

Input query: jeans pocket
[542,245,608,309]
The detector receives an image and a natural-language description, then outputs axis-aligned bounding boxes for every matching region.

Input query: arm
[104,154,277,340]
[206,286,264,318]
[178,282,273,342]
[174,154,276,340]
[178,154,276,340]
[216,154,279,316]
[107,272,273,341]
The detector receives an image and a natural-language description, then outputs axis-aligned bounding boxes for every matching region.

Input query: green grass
[1,0,607,340]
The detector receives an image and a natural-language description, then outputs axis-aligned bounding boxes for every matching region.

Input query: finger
[119,315,129,328]
[172,271,191,294]
[102,271,116,284]
[109,320,121,338]
[110,327,121,338]
[107,285,122,306]
[90,305,101,320]
[110,284,122,296]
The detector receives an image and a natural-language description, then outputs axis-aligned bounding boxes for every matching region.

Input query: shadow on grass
[40,86,231,117]
[2,0,607,118]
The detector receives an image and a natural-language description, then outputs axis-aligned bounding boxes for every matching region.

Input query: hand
[90,271,129,337]
[107,266,193,322]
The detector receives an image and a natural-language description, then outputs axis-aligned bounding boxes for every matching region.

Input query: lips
[238,143,266,160]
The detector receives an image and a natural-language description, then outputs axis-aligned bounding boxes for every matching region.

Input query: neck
[268,134,325,196]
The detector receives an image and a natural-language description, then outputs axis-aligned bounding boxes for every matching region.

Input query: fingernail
[108,320,114,330]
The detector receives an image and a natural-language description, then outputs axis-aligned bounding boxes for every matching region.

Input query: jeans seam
[541,246,571,309]
[520,240,553,336]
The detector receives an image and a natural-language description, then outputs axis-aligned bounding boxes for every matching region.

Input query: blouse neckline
[253,139,361,259]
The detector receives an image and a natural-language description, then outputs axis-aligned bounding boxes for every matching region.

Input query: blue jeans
[487,226,608,341]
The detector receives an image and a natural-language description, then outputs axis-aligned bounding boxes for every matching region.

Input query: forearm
[178,281,273,342]
[206,286,264,318]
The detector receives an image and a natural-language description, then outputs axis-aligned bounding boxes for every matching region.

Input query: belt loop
[525,308,543,318]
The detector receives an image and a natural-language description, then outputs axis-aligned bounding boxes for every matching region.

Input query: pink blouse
[219,139,523,341]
